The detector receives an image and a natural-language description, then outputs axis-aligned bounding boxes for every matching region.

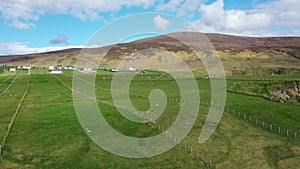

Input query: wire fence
[0,75,30,157]
[54,74,299,168]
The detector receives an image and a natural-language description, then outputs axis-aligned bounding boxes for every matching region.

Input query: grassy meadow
[0,69,299,169]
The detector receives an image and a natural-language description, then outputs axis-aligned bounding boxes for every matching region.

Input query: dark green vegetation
[228,77,300,105]
[0,70,299,169]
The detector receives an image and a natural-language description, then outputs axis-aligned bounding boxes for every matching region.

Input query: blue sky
[0,0,299,55]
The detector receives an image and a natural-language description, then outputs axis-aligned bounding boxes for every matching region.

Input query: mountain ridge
[1,32,300,75]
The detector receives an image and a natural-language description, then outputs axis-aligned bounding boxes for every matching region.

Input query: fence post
[270,124,272,131]
[295,132,297,139]
[279,127,281,134]
[287,130,289,137]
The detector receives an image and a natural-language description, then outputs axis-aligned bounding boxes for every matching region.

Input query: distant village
[0,63,140,74]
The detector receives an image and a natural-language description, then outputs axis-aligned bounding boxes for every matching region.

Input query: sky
[0,0,299,55]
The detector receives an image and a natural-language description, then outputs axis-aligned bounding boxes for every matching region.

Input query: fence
[0,75,30,157]
[55,74,221,168]
[54,74,299,168]
[0,73,20,96]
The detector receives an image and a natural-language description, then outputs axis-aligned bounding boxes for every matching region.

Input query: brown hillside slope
[1,32,300,74]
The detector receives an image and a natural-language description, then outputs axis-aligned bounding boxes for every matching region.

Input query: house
[57,65,62,70]
[110,68,121,72]
[83,68,96,73]
[49,66,55,70]
[64,66,74,70]
[17,66,22,69]
[50,69,62,74]
[129,66,136,71]
[9,67,16,72]
[23,66,31,69]
[0,64,6,67]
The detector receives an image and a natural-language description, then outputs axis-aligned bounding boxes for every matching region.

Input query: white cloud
[0,42,85,55]
[11,20,31,30]
[191,0,300,36]
[194,0,272,34]
[0,0,156,29]
[157,0,184,11]
[256,0,300,26]
[157,0,205,17]
[0,0,299,36]
[153,15,171,30]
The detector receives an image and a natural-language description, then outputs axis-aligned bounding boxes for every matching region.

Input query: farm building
[83,68,96,73]
[57,65,62,70]
[50,69,62,74]
[9,67,16,72]
[110,68,121,72]
[49,66,55,70]
[23,66,31,69]
[129,66,136,71]
[64,66,74,70]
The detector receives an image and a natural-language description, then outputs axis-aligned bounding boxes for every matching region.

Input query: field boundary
[54,73,299,168]
[0,76,12,87]
[58,74,299,139]
[0,74,20,96]
[53,74,220,168]
[226,78,300,83]
[0,75,30,157]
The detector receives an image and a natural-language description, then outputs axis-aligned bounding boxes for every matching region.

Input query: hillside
[1,32,300,75]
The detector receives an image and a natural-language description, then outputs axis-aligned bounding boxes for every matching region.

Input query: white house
[9,67,16,72]
[111,68,121,72]
[129,66,136,71]
[23,66,31,69]
[82,68,96,73]
[17,66,22,69]
[64,66,74,70]
[50,70,62,74]
[57,65,62,70]
[49,66,55,70]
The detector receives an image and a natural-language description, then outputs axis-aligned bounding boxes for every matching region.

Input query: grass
[0,74,29,140]
[0,70,299,168]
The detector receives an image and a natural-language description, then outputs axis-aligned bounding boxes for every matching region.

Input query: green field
[0,69,299,169]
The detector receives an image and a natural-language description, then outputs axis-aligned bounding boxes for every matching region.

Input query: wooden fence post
[270,124,272,131]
